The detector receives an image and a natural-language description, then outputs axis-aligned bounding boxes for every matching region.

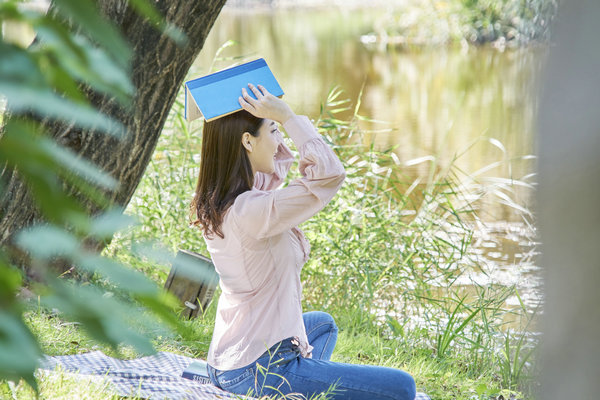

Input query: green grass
[2,86,540,399]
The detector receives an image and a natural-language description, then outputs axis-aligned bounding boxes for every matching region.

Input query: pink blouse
[204,115,346,370]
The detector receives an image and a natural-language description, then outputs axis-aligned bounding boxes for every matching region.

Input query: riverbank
[223,0,406,10]
[223,0,557,48]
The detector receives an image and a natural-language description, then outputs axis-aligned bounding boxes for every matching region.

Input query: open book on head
[185,58,284,122]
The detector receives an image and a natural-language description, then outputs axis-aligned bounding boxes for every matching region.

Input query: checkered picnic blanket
[39,351,431,400]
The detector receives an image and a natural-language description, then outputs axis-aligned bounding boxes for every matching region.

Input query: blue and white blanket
[40,351,431,400]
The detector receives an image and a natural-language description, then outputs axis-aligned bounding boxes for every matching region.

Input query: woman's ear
[241,132,253,152]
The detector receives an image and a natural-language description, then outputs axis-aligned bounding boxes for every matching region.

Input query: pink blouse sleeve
[253,130,294,191]
[232,115,346,239]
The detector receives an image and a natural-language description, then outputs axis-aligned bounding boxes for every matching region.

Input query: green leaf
[52,0,131,69]
[385,315,405,337]
[43,280,158,355]
[88,210,137,239]
[126,0,164,25]
[0,42,46,88]
[0,41,126,134]
[27,174,86,224]
[126,0,187,45]
[15,225,79,260]
[131,240,174,267]
[136,293,184,335]
[0,82,126,136]
[75,254,158,295]
[476,383,488,395]
[162,23,187,45]
[41,138,118,191]
[82,36,134,100]
[36,53,87,102]
[16,223,158,296]
[0,310,42,391]
[0,2,21,21]
[171,253,219,285]
[33,21,133,104]
[132,242,217,285]
[57,171,114,212]
[0,120,106,223]
[0,259,22,303]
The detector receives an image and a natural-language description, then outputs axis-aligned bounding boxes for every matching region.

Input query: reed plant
[300,86,540,397]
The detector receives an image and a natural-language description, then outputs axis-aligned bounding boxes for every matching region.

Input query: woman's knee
[393,370,416,400]
[370,367,416,400]
[303,311,338,331]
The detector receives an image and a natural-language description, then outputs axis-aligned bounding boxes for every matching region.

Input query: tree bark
[0,0,227,261]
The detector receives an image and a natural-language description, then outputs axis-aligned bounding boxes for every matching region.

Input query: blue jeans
[207,311,416,400]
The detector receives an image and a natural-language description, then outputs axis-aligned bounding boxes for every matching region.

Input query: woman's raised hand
[239,84,295,124]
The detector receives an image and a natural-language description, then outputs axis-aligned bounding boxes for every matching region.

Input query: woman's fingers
[256,84,268,96]
[241,88,257,104]
[238,91,256,113]
[248,83,264,98]
[238,84,292,122]
[239,85,266,116]
[240,88,258,109]
[238,96,249,111]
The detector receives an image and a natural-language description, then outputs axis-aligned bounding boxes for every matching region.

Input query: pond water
[191,7,545,320]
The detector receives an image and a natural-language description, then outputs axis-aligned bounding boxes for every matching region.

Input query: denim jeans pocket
[216,366,255,391]
[259,339,301,366]
[272,348,297,361]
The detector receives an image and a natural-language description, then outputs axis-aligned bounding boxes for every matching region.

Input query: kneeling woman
[191,83,416,400]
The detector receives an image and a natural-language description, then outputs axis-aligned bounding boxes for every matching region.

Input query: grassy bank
[363,0,557,48]
[2,89,539,399]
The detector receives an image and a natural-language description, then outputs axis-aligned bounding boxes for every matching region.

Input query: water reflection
[193,8,545,223]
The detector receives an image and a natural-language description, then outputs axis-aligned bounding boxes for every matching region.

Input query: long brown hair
[190,110,264,238]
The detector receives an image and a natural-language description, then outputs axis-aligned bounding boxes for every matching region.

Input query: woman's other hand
[239,84,295,124]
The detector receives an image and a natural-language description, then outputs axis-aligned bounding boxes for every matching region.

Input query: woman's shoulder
[227,188,274,234]
[231,188,272,214]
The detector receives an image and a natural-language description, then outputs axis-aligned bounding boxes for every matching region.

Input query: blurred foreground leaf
[0,43,126,135]
[0,0,198,390]
[0,119,116,224]
[42,279,155,355]
[0,259,41,390]
[0,310,41,390]
[126,0,187,45]
[52,0,130,68]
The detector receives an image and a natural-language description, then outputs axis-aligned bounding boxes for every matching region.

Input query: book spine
[181,371,211,383]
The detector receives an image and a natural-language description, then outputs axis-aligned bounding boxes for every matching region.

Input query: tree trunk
[0,0,227,266]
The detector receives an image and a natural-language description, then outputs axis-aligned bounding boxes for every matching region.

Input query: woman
[191,83,416,400]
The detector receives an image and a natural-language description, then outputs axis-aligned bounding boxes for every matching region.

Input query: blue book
[185,58,284,122]
[181,360,211,384]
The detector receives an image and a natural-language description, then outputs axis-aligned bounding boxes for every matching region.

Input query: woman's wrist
[278,110,296,125]
[282,115,320,148]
